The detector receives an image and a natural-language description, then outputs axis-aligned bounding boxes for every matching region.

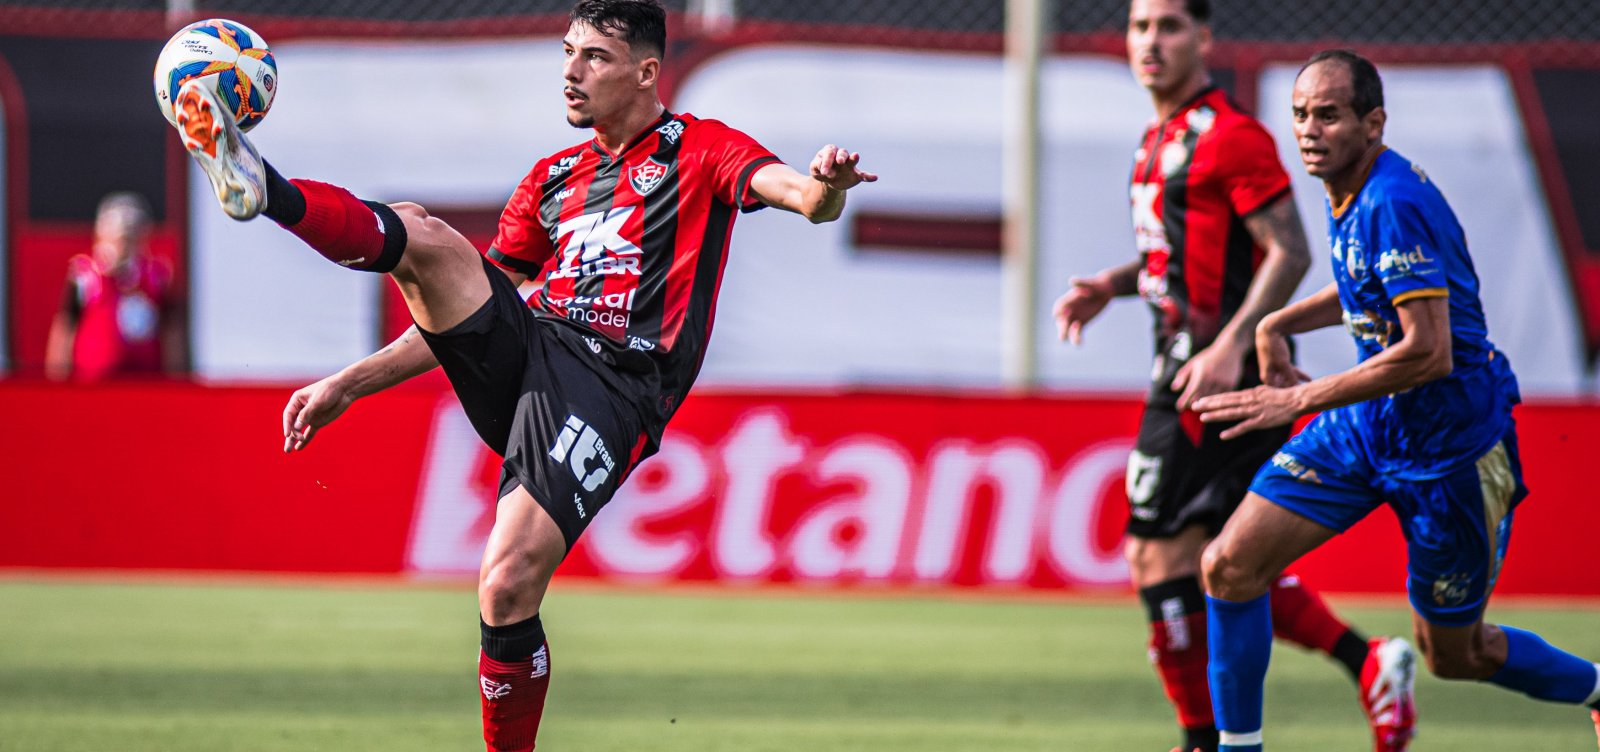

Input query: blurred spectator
[45,192,186,381]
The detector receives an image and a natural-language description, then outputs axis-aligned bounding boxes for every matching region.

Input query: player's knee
[1124,537,1195,587]
[1417,639,1496,680]
[387,202,473,265]
[478,554,557,623]
[1199,541,1268,601]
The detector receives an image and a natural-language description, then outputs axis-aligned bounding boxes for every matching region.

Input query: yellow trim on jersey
[1391,287,1449,305]
[1329,146,1389,220]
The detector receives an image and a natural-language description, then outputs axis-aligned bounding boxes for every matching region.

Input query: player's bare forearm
[1215,197,1312,351]
[1100,258,1144,297]
[800,181,847,224]
[43,315,74,381]
[335,325,439,398]
[750,147,875,223]
[1284,295,1452,414]
[1261,283,1344,337]
[1198,296,1453,438]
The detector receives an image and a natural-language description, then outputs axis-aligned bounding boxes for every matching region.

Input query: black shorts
[1124,345,1291,539]
[418,258,660,548]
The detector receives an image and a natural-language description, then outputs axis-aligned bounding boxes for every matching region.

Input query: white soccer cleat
[173,79,266,221]
[1359,636,1418,751]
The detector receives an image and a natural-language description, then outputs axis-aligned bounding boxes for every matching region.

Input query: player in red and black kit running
[166,1,875,749]
[1051,2,1415,751]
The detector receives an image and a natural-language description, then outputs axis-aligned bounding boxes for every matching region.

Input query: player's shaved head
[570,0,666,61]
[1298,49,1383,117]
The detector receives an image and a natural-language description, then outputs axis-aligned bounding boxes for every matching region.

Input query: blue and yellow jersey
[1323,149,1520,479]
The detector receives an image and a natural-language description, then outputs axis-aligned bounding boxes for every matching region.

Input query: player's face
[1126,0,1210,96]
[1291,62,1384,181]
[92,205,149,266]
[561,22,655,130]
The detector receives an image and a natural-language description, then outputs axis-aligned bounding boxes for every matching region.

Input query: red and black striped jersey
[1130,86,1291,354]
[487,111,780,413]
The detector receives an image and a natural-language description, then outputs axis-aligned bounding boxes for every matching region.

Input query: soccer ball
[153,19,278,132]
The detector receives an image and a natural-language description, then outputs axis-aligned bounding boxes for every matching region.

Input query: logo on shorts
[549,414,616,494]
[1270,452,1322,484]
[1125,450,1163,519]
[630,158,669,196]
[1432,573,1471,607]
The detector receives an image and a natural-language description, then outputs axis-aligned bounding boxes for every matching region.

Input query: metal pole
[1002,0,1045,389]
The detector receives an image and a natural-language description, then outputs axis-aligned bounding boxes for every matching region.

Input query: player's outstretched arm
[1051,259,1141,345]
[1173,196,1312,409]
[282,325,441,452]
[1196,295,1452,439]
[749,145,877,223]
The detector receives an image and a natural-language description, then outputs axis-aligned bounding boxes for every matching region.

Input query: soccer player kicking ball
[1194,50,1600,752]
[1054,3,1415,751]
[167,1,874,749]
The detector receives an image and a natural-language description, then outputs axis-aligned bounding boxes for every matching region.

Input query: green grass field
[1,577,1596,751]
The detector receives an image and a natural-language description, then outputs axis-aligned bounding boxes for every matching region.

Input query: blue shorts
[1249,410,1528,626]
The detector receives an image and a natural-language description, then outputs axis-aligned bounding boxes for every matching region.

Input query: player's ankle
[261,161,301,225]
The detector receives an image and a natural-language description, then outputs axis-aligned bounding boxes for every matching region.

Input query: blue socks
[1208,593,1272,752]
[1486,625,1600,706]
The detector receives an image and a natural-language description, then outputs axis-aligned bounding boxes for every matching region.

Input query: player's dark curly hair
[1301,49,1385,117]
[1184,0,1212,23]
[570,0,666,60]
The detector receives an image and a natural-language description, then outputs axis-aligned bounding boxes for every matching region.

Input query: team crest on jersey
[630,158,669,196]
[1159,139,1189,178]
[1185,106,1216,134]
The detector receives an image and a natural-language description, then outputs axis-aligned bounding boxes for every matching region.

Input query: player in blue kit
[1190,50,1600,752]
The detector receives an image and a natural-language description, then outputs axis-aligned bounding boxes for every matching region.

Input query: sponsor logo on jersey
[1130,182,1169,254]
[656,119,685,144]
[548,414,616,493]
[548,154,580,178]
[1343,309,1395,348]
[630,158,669,196]
[628,336,656,352]
[1376,245,1435,277]
[554,186,576,201]
[552,207,643,279]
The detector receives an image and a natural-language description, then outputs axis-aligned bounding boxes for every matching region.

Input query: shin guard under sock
[1141,576,1216,749]
[1208,593,1271,752]
[1269,572,1366,681]
[261,161,406,273]
[480,615,551,752]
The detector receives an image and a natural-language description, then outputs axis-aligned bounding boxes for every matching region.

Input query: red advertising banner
[2,382,1597,597]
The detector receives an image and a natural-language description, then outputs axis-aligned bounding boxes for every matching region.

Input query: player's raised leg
[477,485,567,751]
[1395,443,1600,731]
[1201,492,1340,752]
[173,79,490,333]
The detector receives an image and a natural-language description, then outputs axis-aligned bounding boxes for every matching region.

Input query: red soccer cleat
[1359,637,1418,751]
[1590,708,1599,751]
